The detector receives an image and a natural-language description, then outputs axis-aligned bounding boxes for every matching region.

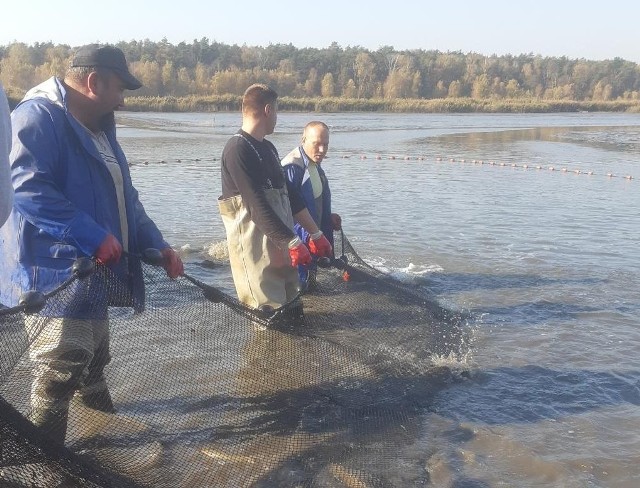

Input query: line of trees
[2,38,640,106]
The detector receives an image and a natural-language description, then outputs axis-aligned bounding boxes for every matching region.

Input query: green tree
[383,54,415,99]
[571,61,594,100]
[471,73,490,99]
[343,79,357,98]
[194,62,211,95]
[131,60,163,96]
[411,70,423,98]
[321,72,335,97]
[433,80,447,98]
[176,67,194,96]
[0,43,37,90]
[2,39,640,105]
[162,61,177,95]
[354,52,376,98]
[303,68,319,97]
[448,80,462,98]
[34,45,69,83]
[505,79,521,98]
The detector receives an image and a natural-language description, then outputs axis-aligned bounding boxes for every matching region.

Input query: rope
[333,154,635,180]
[127,154,634,181]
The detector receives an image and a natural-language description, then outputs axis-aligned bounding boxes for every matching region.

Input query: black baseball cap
[71,44,142,90]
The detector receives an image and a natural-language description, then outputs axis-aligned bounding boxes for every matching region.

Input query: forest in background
[2,39,640,112]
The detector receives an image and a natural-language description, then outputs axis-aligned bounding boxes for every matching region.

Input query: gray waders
[25,316,116,446]
[218,188,300,310]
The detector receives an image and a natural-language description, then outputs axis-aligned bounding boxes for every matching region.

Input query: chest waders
[24,132,127,445]
[219,187,299,309]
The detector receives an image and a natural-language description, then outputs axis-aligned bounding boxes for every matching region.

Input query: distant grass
[8,90,639,114]
[123,94,241,112]
[122,95,640,113]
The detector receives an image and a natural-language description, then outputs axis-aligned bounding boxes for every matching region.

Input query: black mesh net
[0,233,470,487]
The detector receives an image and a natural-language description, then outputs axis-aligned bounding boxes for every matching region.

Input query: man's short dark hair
[242,84,278,117]
[65,66,109,85]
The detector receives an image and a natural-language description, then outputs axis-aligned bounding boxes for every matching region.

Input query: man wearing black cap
[70,44,143,90]
[0,44,183,445]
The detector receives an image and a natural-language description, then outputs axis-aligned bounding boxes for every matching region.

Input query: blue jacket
[0,77,168,317]
[281,146,334,250]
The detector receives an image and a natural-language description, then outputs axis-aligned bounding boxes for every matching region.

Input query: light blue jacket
[0,77,168,317]
[281,146,334,249]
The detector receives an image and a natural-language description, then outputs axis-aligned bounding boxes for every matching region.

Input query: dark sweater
[220,130,304,246]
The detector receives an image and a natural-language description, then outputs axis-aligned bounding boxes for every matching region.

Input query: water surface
[117,111,640,487]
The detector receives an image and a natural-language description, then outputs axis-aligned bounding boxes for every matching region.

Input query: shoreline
[122,96,640,114]
[7,93,640,114]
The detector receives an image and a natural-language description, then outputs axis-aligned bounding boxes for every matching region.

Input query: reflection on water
[420,125,639,170]
[427,125,640,150]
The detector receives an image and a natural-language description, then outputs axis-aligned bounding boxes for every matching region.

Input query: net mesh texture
[0,233,470,488]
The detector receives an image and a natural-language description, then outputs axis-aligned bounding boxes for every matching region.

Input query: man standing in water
[218,84,332,315]
[0,44,183,445]
[282,121,342,291]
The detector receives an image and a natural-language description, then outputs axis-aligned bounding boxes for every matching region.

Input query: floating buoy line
[128,157,219,166]
[128,155,634,181]
[334,153,635,181]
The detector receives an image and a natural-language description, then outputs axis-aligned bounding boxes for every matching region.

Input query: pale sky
[1,0,638,63]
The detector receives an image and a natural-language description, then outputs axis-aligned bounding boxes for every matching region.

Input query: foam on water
[364,257,443,282]
[206,240,229,260]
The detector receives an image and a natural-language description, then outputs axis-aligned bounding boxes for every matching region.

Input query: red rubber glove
[161,247,184,279]
[95,234,122,264]
[308,233,332,257]
[288,238,312,267]
[330,213,342,231]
